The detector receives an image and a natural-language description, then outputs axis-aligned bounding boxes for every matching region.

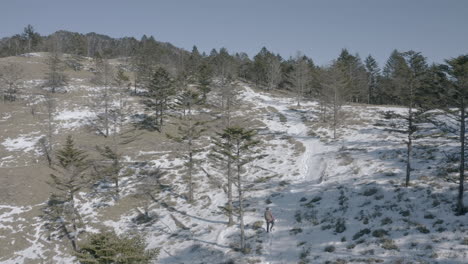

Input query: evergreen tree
[187,45,202,78]
[384,51,429,187]
[22,24,41,52]
[167,92,205,203]
[197,63,213,101]
[439,55,468,215]
[214,127,264,251]
[252,47,271,88]
[95,145,127,199]
[381,50,406,104]
[43,136,89,251]
[75,230,159,264]
[144,67,174,130]
[365,55,380,104]
[336,49,368,103]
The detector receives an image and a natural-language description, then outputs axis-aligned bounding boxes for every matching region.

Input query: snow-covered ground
[1,82,468,263]
[2,133,42,153]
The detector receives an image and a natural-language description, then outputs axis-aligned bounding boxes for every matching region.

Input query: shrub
[324,245,336,252]
[461,237,468,245]
[295,211,302,223]
[297,241,307,247]
[290,227,303,235]
[75,230,159,264]
[346,243,356,249]
[335,218,346,233]
[381,217,392,225]
[353,228,371,240]
[424,213,435,219]
[417,225,430,234]
[399,210,410,217]
[252,221,263,230]
[380,238,398,250]
[372,229,388,238]
[362,187,378,196]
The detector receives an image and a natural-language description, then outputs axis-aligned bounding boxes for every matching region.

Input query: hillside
[0,53,468,264]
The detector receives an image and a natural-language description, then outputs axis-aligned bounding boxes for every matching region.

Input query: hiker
[264,207,275,232]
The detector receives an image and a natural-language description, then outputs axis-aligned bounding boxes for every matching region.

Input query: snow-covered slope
[1,81,468,263]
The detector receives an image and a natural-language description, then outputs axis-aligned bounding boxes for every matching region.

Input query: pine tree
[214,127,264,251]
[439,55,468,215]
[95,145,126,199]
[252,47,272,88]
[144,67,174,130]
[187,45,202,77]
[385,51,429,187]
[197,63,213,101]
[365,55,380,104]
[336,49,368,103]
[381,50,406,104]
[167,91,205,203]
[114,68,130,90]
[75,230,159,263]
[209,81,241,226]
[22,24,41,52]
[43,135,89,251]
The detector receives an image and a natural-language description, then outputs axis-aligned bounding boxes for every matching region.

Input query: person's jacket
[264,210,274,222]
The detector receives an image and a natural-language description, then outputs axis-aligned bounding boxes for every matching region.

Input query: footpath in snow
[241,85,332,263]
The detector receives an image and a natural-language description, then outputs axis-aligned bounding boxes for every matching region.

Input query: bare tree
[88,56,115,137]
[38,92,57,167]
[44,50,68,93]
[290,52,310,106]
[266,55,282,90]
[320,64,348,139]
[0,62,24,102]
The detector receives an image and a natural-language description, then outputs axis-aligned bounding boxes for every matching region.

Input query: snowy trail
[242,85,331,263]
[242,86,328,183]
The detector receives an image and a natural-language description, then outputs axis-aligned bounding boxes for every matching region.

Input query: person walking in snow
[264,207,275,232]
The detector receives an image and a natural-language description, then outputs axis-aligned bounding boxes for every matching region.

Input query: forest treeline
[0,25,461,108]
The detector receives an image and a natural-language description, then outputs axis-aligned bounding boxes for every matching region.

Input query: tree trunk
[333,90,338,139]
[227,158,234,226]
[457,99,466,214]
[188,119,194,203]
[237,155,245,251]
[225,92,234,226]
[406,106,413,187]
[105,86,109,137]
[69,192,78,251]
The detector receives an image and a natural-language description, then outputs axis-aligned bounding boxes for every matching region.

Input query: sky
[1,0,467,67]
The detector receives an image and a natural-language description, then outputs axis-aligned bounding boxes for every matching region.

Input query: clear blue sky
[1,0,467,67]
